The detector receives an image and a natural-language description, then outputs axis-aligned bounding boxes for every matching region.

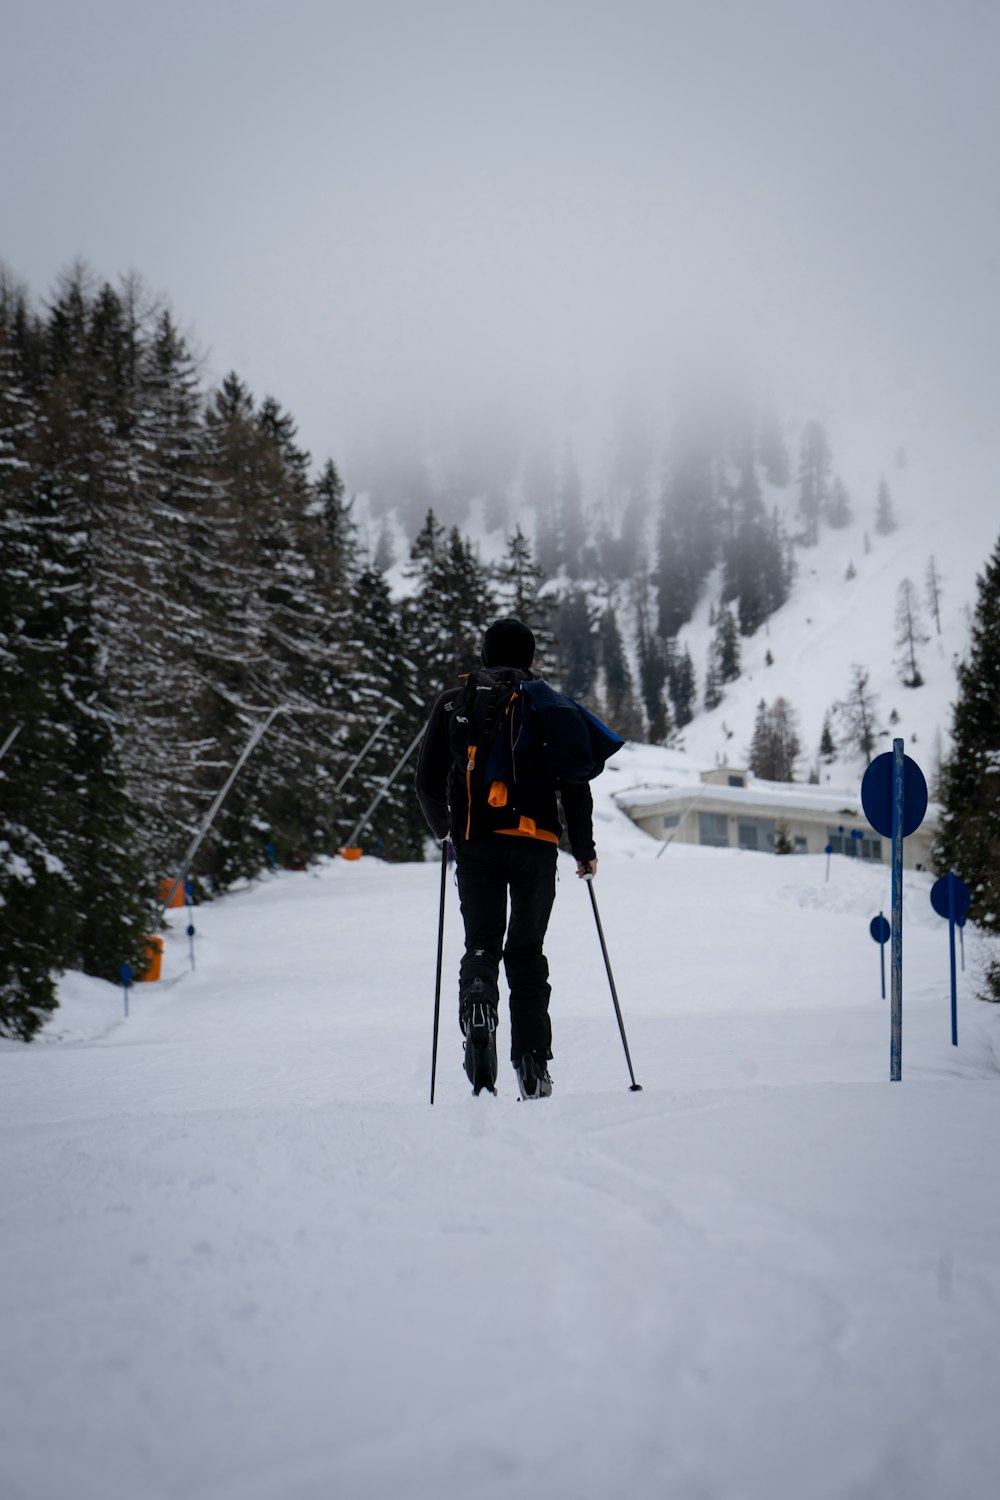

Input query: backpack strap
[453,669,521,839]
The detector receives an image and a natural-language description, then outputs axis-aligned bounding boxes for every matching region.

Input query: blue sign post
[869,912,890,999]
[930,872,972,1047]
[860,740,928,1081]
[824,843,833,882]
[184,879,197,973]
[120,962,133,1018]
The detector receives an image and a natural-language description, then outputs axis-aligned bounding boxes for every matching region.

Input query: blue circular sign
[825,843,833,855]
[869,914,890,944]
[120,962,133,985]
[860,751,928,839]
[930,872,972,921]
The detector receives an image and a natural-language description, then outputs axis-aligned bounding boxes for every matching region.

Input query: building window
[826,827,882,863]
[794,836,808,854]
[737,818,775,852]
[728,774,745,787]
[698,812,730,848]
[662,814,680,830]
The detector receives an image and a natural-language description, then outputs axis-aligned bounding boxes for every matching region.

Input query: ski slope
[2,749,999,1500]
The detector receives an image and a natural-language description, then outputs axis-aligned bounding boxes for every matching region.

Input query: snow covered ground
[2,749,999,1500]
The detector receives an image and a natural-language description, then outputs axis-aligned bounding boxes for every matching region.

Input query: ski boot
[460,980,499,1096]
[515,1052,553,1101]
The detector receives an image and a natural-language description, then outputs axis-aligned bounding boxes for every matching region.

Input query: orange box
[159,879,185,909]
[139,936,164,982]
[340,847,362,861]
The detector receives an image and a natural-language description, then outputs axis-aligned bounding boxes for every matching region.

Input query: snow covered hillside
[2,750,999,1500]
[672,449,998,782]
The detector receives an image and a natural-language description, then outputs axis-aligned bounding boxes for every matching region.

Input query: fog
[3,0,999,511]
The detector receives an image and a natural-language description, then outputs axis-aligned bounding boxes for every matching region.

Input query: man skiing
[415,617,598,1099]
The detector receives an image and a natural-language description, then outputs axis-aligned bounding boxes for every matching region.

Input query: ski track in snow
[2,776,999,1500]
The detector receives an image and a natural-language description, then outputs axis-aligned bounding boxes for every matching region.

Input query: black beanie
[481,617,535,669]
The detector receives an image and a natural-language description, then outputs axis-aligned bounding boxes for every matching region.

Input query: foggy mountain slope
[671,468,986,781]
[367,402,997,786]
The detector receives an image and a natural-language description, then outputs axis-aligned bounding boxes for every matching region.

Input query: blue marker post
[185,879,197,973]
[890,744,904,1078]
[850,828,864,857]
[860,739,928,1082]
[120,962,133,1018]
[825,843,833,882]
[869,912,890,999]
[930,872,971,1047]
[948,874,956,1045]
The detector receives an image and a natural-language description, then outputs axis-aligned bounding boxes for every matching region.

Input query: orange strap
[465,746,476,839]
[496,817,559,845]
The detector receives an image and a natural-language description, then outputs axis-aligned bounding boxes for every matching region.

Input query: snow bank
[1,778,998,1499]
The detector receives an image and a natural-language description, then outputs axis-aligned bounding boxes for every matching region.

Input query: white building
[614,766,937,871]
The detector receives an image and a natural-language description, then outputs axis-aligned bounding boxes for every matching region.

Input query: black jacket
[415,675,597,863]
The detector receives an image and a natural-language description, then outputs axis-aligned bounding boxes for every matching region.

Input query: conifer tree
[819,711,836,762]
[667,642,696,729]
[713,605,741,684]
[559,446,586,579]
[495,525,556,666]
[758,400,790,486]
[796,419,831,546]
[2,262,373,1035]
[936,534,1000,928]
[748,698,801,781]
[826,476,852,528]
[925,556,943,634]
[721,458,790,636]
[874,476,897,535]
[202,378,358,878]
[335,566,425,861]
[635,598,671,743]
[656,429,718,635]
[315,459,354,582]
[703,657,722,711]
[0,272,154,1017]
[0,276,77,1035]
[553,587,597,700]
[894,578,929,688]
[596,605,642,738]
[835,666,882,761]
[373,518,395,572]
[405,519,495,706]
[522,436,560,574]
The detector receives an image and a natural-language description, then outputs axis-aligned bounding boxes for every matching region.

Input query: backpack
[446,667,623,840]
[518,679,624,784]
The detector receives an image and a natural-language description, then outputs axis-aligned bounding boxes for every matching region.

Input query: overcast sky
[3,0,999,498]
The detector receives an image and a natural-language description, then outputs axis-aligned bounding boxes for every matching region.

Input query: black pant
[455,837,558,1061]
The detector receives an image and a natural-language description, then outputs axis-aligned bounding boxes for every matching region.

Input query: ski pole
[584,875,642,1092]
[430,839,449,1104]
